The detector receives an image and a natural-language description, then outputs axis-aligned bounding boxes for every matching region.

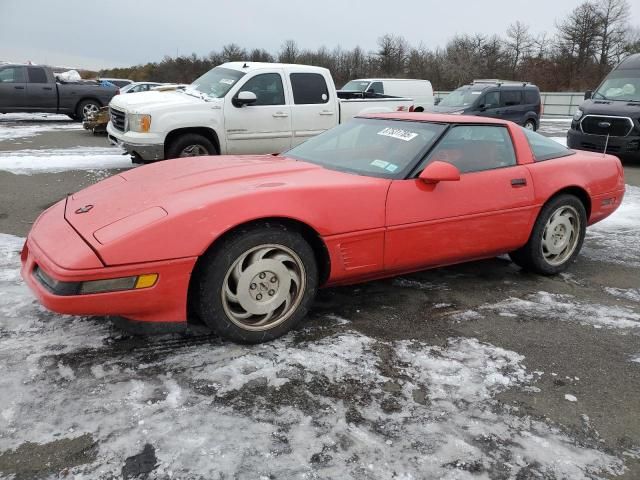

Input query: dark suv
[567,54,640,160]
[430,80,542,130]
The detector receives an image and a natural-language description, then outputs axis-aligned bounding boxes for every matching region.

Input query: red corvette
[22,113,624,343]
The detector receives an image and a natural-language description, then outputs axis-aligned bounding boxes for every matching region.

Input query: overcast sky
[1,0,638,70]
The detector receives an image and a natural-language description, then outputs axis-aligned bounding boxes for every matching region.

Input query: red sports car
[22,113,625,343]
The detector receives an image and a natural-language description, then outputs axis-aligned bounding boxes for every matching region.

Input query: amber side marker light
[79,274,158,294]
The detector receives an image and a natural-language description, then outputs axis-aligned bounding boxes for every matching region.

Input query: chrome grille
[580,115,633,137]
[110,107,126,132]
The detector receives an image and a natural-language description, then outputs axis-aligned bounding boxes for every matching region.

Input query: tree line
[100,0,639,92]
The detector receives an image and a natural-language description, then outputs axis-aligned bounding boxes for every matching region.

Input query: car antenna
[603,133,610,158]
[242,63,249,68]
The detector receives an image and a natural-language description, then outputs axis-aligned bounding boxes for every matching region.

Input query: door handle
[272,112,289,118]
[43,87,53,90]
[14,86,25,90]
[511,178,527,187]
[319,111,335,116]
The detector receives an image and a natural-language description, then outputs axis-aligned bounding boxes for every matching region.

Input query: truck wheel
[76,100,101,121]
[196,223,318,343]
[523,119,537,131]
[166,134,217,159]
[509,194,586,275]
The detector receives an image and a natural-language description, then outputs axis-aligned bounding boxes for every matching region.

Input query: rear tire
[509,194,586,275]
[196,224,318,343]
[166,134,217,159]
[76,99,101,121]
[523,119,537,131]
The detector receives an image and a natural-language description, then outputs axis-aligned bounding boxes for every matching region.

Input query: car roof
[359,112,512,125]
[222,62,330,74]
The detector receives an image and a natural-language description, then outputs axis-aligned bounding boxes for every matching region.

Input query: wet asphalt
[0,118,639,479]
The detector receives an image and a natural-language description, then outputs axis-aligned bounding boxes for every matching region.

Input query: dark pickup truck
[0,64,119,120]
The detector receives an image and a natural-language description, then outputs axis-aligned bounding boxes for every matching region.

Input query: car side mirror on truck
[233,91,257,107]
[419,161,461,184]
[584,90,592,100]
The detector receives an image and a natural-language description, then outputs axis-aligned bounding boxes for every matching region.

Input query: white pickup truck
[106,62,414,162]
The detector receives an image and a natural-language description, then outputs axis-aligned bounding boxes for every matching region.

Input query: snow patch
[482,291,640,330]
[565,394,578,402]
[0,147,133,174]
[584,185,640,267]
[0,114,81,141]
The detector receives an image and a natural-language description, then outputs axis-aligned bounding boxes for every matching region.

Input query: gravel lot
[0,114,639,479]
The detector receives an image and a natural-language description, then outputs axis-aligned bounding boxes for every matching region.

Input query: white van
[340,78,434,111]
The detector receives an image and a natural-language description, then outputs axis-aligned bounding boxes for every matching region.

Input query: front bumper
[567,128,640,158]
[21,204,197,323]
[107,123,165,162]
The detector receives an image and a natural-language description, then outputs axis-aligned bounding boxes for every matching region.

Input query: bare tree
[595,0,631,70]
[505,21,533,75]
[221,43,247,62]
[278,40,299,63]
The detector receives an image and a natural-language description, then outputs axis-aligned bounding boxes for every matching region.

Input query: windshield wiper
[592,91,609,100]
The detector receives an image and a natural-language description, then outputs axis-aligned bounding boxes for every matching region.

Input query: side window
[0,67,25,83]
[424,125,517,174]
[522,127,574,162]
[368,82,384,95]
[27,67,48,83]
[290,73,329,104]
[482,91,500,108]
[501,90,522,107]
[524,89,539,105]
[238,73,285,106]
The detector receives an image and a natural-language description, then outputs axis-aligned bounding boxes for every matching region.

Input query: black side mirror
[232,91,257,107]
[584,90,592,100]
[434,98,441,105]
[478,104,486,112]
[365,90,376,98]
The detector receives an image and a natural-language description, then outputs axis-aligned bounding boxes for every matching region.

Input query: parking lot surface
[0,115,639,479]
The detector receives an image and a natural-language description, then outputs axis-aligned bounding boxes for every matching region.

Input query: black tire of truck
[166,134,218,159]
[75,100,101,122]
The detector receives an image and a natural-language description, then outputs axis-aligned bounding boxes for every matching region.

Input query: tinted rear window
[522,128,574,161]
[524,89,539,104]
[501,90,522,106]
[290,73,329,104]
[27,67,48,83]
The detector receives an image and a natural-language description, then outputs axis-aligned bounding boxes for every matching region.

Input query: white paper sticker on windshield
[219,78,236,85]
[471,91,482,95]
[377,127,418,142]
[370,159,389,169]
[385,163,399,172]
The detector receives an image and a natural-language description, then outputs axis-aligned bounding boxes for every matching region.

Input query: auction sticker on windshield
[378,127,418,142]
[219,79,236,85]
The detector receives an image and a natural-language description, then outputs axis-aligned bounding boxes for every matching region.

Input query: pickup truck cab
[0,64,118,120]
[107,62,414,162]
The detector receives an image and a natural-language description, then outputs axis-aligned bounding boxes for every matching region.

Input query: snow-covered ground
[0,233,625,478]
[0,113,81,141]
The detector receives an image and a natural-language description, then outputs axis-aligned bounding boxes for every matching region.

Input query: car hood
[579,99,640,117]
[63,155,390,265]
[109,89,219,113]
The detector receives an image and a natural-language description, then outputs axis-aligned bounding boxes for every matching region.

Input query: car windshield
[189,67,245,98]
[593,71,640,102]
[285,118,447,178]
[342,80,371,91]
[439,86,484,107]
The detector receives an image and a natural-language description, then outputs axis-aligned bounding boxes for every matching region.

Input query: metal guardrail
[434,91,584,118]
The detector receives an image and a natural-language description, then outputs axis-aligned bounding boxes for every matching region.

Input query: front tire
[196,224,318,343]
[509,194,586,275]
[166,134,217,159]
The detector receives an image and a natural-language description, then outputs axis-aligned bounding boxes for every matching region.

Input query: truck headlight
[128,114,152,133]
[573,108,583,121]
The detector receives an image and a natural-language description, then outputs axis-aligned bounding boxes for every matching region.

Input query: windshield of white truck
[439,86,483,107]
[285,118,446,179]
[593,71,640,102]
[189,67,246,98]
[342,80,371,92]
